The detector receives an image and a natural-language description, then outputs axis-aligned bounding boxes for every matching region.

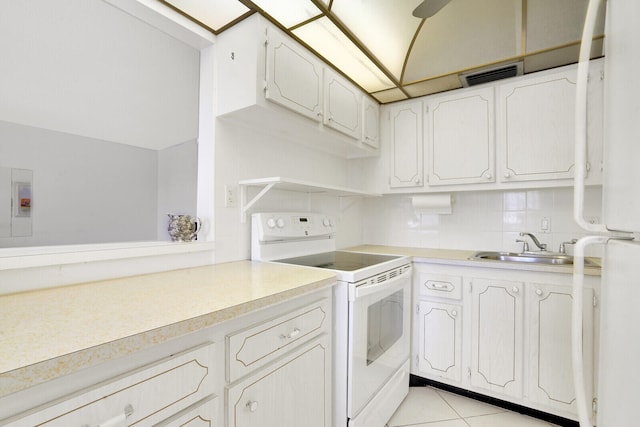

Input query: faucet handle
[558,239,578,254]
[515,239,529,252]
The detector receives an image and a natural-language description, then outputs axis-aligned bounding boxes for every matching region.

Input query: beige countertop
[346,245,602,276]
[0,260,336,398]
[0,245,600,398]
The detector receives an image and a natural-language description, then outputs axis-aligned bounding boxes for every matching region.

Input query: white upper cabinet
[362,96,380,148]
[496,59,604,184]
[497,68,577,182]
[323,69,362,139]
[266,27,323,123]
[216,14,379,159]
[426,87,495,186]
[388,101,424,188]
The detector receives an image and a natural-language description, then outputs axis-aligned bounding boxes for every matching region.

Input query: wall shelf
[239,177,380,222]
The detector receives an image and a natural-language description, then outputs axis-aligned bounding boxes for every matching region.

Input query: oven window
[367,289,404,365]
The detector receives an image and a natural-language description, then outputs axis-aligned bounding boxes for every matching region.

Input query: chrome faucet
[519,232,547,251]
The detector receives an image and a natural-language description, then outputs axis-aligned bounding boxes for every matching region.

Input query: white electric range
[251,212,412,427]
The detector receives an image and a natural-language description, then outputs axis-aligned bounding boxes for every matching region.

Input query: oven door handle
[350,268,411,301]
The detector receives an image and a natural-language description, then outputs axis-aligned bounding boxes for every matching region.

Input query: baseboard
[409,375,578,427]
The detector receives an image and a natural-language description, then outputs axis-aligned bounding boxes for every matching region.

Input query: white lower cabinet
[155,395,218,427]
[3,289,332,427]
[7,343,217,427]
[417,300,462,382]
[412,262,599,422]
[527,283,594,414]
[470,278,524,399]
[226,335,330,427]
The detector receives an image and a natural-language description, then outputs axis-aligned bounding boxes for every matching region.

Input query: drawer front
[155,395,217,427]
[418,273,462,300]
[12,343,215,427]
[227,298,329,382]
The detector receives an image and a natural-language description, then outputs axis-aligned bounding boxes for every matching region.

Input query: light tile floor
[386,387,561,427]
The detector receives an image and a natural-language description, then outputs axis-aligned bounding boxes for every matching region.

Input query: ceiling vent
[460,62,523,87]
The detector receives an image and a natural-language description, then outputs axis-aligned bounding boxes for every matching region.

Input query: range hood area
[161,0,606,102]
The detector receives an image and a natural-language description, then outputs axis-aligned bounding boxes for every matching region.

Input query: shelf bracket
[240,182,276,223]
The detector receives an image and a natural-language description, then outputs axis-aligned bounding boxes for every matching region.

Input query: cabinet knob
[512,286,519,294]
[247,400,259,412]
[504,172,511,179]
[415,178,421,184]
[451,310,458,317]
[484,172,492,180]
[316,111,323,117]
[535,288,543,296]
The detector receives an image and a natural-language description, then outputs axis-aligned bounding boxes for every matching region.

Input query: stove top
[275,251,402,272]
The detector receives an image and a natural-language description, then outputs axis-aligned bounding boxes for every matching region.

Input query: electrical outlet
[224,185,236,208]
[540,216,551,232]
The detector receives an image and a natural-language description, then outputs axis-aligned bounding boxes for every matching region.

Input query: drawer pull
[95,404,134,427]
[280,328,301,340]
[247,400,259,412]
[426,281,452,291]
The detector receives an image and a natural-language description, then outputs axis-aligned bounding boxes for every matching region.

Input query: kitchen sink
[469,251,598,267]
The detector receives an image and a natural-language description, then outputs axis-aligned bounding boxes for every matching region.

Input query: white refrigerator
[573,0,640,426]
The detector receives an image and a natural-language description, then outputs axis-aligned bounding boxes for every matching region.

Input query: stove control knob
[276,218,285,228]
[323,218,331,227]
[266,218,276,229]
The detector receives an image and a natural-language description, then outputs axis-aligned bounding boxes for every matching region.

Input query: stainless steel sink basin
[469,251,598,267]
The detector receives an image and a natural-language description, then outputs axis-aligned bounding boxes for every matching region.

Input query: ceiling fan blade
[412,0,453,18]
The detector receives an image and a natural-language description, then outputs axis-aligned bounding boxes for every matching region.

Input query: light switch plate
[540,217,551,232]
[224,184,236,208]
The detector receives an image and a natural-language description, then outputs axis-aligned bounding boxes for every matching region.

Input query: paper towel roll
[411,194,452,214]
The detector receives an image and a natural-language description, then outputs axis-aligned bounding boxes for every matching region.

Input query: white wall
[362,186,603,256]
[213,120,365,262]
[0,0,199,150]
[157,141,199,240]
[0,121,158,247]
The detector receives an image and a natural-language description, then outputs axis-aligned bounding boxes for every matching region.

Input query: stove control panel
[252,212,335,242]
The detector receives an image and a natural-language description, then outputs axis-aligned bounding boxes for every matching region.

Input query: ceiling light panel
[293,17,395,93]
[250,0,322,28]
[404,0,520,83]
[330,0,424,80]
[164,0,249,31]
[526,0,605,53]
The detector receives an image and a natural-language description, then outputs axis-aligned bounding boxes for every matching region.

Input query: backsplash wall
[361,186,603,256]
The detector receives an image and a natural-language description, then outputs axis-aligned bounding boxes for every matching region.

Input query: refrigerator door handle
[573,0,608,235]
[572,236,609,427]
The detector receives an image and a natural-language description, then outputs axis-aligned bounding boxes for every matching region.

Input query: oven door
[347,266,411,419]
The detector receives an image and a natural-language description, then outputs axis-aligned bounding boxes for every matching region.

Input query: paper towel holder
[411,193,453,214]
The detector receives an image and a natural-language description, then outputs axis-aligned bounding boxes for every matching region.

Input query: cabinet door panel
[498,71,576,182]
[418,301,462,382]
[427,88,495,186]
[324,70,361,139]
[389,102,423,188]
[227,335,329,427]
[265,29,322,122]
[528,284,594,415]
[471,279,523,398]
[362,97,380,148]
